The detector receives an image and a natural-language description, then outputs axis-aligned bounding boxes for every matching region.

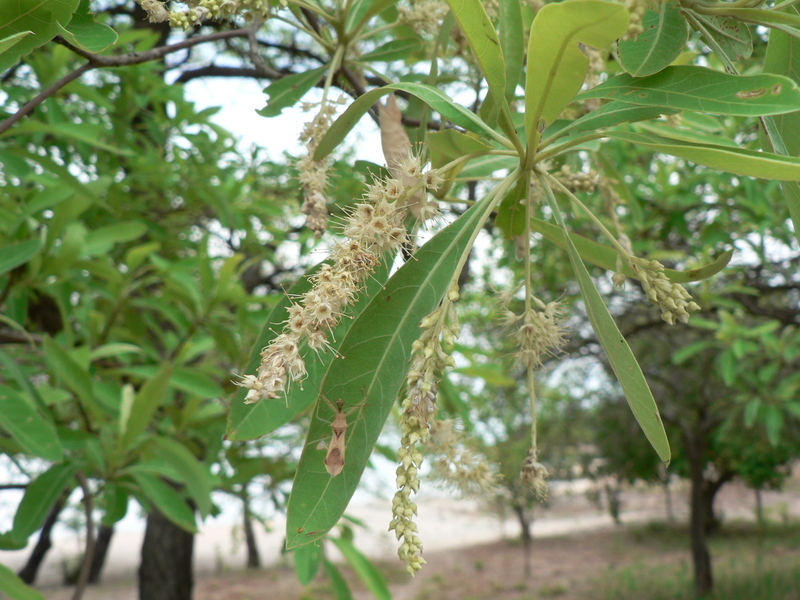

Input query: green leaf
[618,4,688,77]
[577,66,800,116]
[118,364,173,452]
[551,101,674,142]
[43,338,101,418]
[0,563,47,600]
[0,122,134,155]
[84,221,148,255]
[359,37,422,62]
[765,6,800,157]
[443,0,506,108]
[0,30,33,54]
[636,120,738,147]
[99,482,129,526]
[89,343,142,361]
[542,176,670,464]
[119,365,222,399]
[146,437,214,516]
[286,184,504,549]
[313,82,509,161]
[525,0,629,142]
[13,463,76,539]
[294,541,323,585]
[257,66,327,118]
[764,405,783,446]
[499,0,524,100]
[131,472,197,533]
[744,398,761,428]
[672,340,712,365]
[0,0,81,73]
[55,0,117,52]
[427,129,492,168]
[457,154,519,179]
[495,173,527,239]
[227,261,388,441]
[528,216,733,283]
[722,7,800,40]
[0,386,63,461]
[688,12,752,64]
[346,0,396,33]
[763,5,800,246]
[323,558,354,600]
[604,130,800,181]
[330,536,391,600]
[0,238,42,276]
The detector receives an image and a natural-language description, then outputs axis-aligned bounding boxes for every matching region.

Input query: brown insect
[317,396,366,477]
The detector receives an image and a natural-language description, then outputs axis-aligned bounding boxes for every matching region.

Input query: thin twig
[0,63,92,135]
[0,29,250,135]
[71,471,94,600]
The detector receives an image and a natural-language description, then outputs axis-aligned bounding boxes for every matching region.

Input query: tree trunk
[138,509,194,600]
[18,494,67,584]
[512,504,533,578]
[243,497,261,569]
[664,477,675,523]
[604,479,623,525]
[88,525,115,583]
[685,432,713,597]
[755,488,764,526]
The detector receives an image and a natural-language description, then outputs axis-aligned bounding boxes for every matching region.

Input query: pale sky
[184,77,384,162]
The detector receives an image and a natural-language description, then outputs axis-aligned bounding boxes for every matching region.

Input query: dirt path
[25,476,800,600]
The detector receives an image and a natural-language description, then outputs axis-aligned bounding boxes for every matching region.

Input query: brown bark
[138,509,194,600]
[684,431,713,597]
[18,494,67,584]
[88,524,115,583]
[512,504,533,578]
[243,497,261,569]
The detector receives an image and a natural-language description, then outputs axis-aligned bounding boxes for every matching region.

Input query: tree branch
[71,471,94,600]
[0,29,251,135]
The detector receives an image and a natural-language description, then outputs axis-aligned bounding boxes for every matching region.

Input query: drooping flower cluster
[380,96,443,222]
[521,448,549,500]
[398,0,450,37]
[389,284,460,575]
[555,165,600,194]
[426,420,496,495]
[297,99,346,237]
[238,180,408,403]
[501,292,567,370]
[628,258,701,325]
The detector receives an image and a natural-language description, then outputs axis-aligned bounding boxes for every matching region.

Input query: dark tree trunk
[664,477,675,523]
[243,497,261,569]
[18,494,67,584]
[685,431,713,597]
[755,488,764,526]
[88,524,115,583]
[604,479,623,525]
[512,504,533,578]
[138,509,194,600]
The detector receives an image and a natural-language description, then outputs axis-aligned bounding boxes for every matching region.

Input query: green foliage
[4,0,800,593]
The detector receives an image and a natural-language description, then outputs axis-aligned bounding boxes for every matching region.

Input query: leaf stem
[541,170,632,259]
[536,132,607,161]
[523,169,538,456]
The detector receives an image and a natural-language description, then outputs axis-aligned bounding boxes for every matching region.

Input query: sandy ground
[3,476,798,600]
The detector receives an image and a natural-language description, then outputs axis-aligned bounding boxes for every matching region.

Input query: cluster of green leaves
[233,0,800,560]
[0,30,308,596]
